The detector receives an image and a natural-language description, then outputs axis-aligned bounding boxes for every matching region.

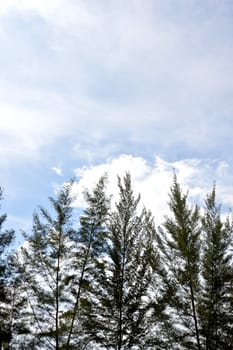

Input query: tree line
[0,173,232,349]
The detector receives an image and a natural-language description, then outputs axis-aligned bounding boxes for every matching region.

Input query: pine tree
[90,173,161,349]
[10,177,110,350]
[157,176,202,349]
[8,253,36,350]
[199,186,233,349]
[65,175,110,349]
[0,187,14,350]
[12,181,76,349]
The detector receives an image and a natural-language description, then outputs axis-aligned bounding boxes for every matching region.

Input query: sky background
[0,0,233,245]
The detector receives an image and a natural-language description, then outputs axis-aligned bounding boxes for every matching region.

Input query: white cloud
[72,155,233,225]
[0,0,61,16]
[0,0,232,169]
[51,166,63,176]
[0,1,232,252]
[0,100,76,163]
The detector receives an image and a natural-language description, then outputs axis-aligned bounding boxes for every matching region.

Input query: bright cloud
[0,0,232,167]
[0,102,75,162]
[0,1,232,240]
[72,155,233,225]
[51,166,63,176]
[0,0,61,16]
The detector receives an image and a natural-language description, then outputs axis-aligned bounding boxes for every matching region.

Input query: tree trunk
[189,283,201,350]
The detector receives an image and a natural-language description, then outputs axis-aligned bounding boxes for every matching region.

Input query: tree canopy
[0,174,232,349]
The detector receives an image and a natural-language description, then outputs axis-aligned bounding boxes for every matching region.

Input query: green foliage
[157,176,202,349]
[199,186,233,349]
[89,173,163,349]
[0,187,14,349]
[2,173,232,350]
[13,181,76,349]
[65,175,110,350]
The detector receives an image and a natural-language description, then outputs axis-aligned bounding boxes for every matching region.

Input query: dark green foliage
[157,176,202,349]
[199,186,233,349]
[3,173,233,349]
[0,187,14,349]
[90,173,162,349]
[65,175,110,349]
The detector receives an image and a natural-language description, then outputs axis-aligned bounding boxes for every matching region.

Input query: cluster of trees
[0,173,232,349]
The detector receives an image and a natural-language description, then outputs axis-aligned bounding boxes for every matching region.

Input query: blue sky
[0,0,233,244]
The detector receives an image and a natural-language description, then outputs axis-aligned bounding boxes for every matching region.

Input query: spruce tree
[199,186,233,349]
[157,176,202,349]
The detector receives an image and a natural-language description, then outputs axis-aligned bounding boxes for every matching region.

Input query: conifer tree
[12,181,76,349]
[0,187,14,350]
[11,177,110,349]
[157,176,202,349]
[65,175,110,349]
[199,186,233,349]
[90,173,161,349]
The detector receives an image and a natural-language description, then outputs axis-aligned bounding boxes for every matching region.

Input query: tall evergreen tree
[157,176,202,349]
[90,173,162,349]
[65,175,110,349]
[11,177,110,350]
[12,181,76,349]
[8,173,233,349]
[199,186,233,349]
[0,187,14,350]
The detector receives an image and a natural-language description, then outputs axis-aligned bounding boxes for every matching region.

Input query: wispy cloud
[0,0,61,16]
[0,0,232,167]
[51,166,63,176]
[0,1,232,236]
[0,1,233,156]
